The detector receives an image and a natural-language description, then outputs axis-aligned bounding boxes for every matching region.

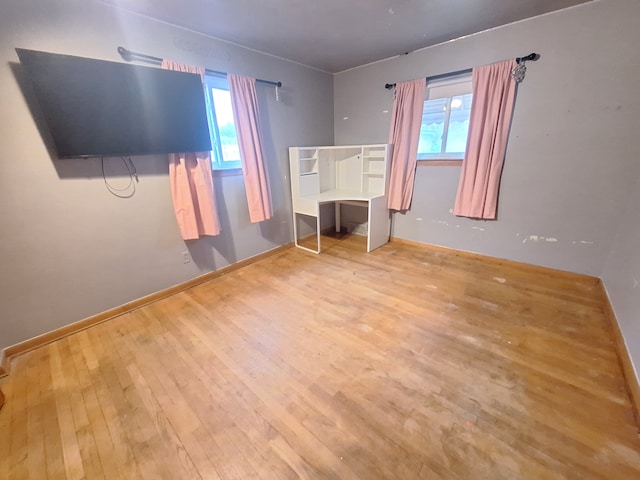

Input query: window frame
[417,74,472,164]
[203,75,242,171]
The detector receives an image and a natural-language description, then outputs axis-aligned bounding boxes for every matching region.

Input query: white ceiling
[104,0,593,73]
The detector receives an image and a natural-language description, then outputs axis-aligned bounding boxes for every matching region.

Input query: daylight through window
[417,74,472,161]
[204,76,242,170]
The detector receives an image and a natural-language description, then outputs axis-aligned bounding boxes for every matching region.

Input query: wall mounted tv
[16,48,212,159]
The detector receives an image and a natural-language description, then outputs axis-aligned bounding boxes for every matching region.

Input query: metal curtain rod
[384,52,539,89]
[117,46,283,88]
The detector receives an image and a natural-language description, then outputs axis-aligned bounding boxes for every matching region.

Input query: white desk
[289,145,392,254]
[292,190,390,254]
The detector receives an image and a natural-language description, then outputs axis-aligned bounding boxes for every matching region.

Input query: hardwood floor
[1,234,639,479]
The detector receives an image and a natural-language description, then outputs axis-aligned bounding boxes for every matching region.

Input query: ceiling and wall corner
[98,0,594,73]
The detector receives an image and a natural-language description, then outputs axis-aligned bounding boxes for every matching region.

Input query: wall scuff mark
[523,235,559,244]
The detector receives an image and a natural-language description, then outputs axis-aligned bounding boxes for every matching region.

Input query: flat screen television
[16,48,212,158]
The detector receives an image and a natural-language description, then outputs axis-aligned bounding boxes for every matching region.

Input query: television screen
[16,48,212,158]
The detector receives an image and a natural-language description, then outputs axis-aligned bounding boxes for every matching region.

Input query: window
[204,76,242,170]
[417,74,472,161]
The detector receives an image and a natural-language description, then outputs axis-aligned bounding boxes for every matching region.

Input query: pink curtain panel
[162,59,221,239]
[454,59,517,219]
[169,152,221,240]
[387,78,426,211]
[228,74,273,223]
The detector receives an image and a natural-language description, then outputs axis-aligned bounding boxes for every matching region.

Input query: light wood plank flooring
[1,235,639,479]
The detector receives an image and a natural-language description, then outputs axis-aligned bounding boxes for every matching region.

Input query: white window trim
[426,74,472,100]
[418,152,466,160]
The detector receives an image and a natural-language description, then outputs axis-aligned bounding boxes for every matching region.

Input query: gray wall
[0,0,333,352]
[2,0,638,383]
[334,0,640,277]
[602,175,640,385]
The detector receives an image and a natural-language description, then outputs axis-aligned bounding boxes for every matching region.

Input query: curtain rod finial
[517,52,540,64]
[118,46,131,61]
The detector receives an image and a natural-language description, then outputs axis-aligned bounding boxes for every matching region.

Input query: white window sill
[417,159,463,167]
[213,167,243,177]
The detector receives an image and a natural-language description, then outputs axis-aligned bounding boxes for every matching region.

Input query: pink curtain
[454,59,517,219]
[162,59,221,239]
[169,152,220,239]
[228,74,273,223]
[387,79,426,211]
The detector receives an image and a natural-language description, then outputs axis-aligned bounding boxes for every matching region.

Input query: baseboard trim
[1,243,293,376]
[389,237,599,284]
[0,349,8,377]
[598,280,640,429]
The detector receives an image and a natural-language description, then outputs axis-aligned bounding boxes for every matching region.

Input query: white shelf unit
[298,148,319,175]
[289,144,392,253]
[362,145,388,195]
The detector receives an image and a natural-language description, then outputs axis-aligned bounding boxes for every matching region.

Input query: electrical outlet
[182,251,190,264]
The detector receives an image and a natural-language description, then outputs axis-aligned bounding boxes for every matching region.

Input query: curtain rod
[384,52,539,90]
[117,46,283,88]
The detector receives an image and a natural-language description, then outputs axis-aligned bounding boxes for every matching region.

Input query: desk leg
[316,214,321,253]
[367,196,391,252]
[292,212,299,248]
[292,212,321,254]
[335,202,341,233]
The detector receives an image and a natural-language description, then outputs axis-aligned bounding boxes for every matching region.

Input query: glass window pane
[211,88,240,162]
[445,94,472,154]
[418,98,447,156]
